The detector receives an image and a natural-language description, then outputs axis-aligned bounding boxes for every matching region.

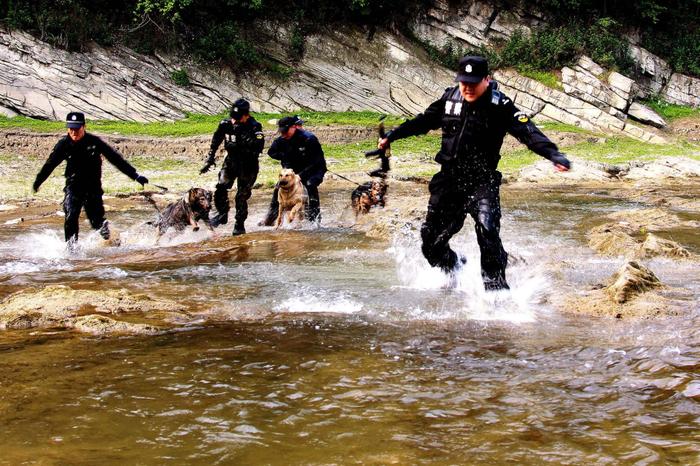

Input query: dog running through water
[276,168,308,228]
[154,187,214,238]
[351,177,387,217]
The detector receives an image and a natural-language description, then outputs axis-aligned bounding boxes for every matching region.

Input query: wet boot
[482,270,509,291]
[232,220,246,236]
[210,212,228,228]
[99,220,111,240]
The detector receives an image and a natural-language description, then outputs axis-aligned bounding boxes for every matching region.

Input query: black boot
[232,221,246,236]
[210,212,228,227]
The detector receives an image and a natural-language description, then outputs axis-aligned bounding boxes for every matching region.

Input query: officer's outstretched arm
[506,105,570,171]
[33,140,68,191]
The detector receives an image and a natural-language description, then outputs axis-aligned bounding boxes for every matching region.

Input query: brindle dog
[155,187,214,237]
[351,178,387,216]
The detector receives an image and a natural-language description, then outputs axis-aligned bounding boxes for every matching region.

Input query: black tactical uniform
[261,125,327,225]
[386,63,569,290]
[203,100,265,235]
[33,123,147,243]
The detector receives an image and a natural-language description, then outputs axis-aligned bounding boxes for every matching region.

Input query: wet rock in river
[560,261,681,319]
[639,233,692,259]
[606,261,661,304]
[588,224,641,257]
[0,285,186,334]
[71,315,162,336]
[586,208,698,260]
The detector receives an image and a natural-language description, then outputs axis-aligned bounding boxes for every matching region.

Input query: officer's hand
[378,137,390,150]
[135,175,149,186]
[32,181,40,193]
[199,163,213,175]
[550,153,571,172]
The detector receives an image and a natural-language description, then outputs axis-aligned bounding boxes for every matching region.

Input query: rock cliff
[1,0,698,142]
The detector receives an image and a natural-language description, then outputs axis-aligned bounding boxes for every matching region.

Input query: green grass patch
[517,68,563,91]
[565,136,700,163]
[0,111,408,137]
[642,98,700,121]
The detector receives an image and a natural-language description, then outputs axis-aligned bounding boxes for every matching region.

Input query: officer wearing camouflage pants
[378,56,571,290]
[200,98,265,235]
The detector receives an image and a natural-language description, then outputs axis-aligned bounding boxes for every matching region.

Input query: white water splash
[389,231,550,323]
[274,291,363,315]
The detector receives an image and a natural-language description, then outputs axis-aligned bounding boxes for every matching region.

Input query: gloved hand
[135,174,149,186]
[550,152,571,171]
[200,152,216,174]
[32,180,40,193]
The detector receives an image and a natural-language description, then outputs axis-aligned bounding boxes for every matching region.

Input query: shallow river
[1,185,699,464]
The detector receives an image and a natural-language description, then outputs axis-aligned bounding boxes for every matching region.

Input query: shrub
[170,69,190,86]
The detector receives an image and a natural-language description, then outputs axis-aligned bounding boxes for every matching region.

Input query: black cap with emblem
[455,56,489,83]
[65,112,86,128]
[277,115,304,133]
[229,98,250,119]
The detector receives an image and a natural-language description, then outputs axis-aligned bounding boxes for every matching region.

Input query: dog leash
[326,169,362,186]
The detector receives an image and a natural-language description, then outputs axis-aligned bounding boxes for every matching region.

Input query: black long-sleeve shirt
[209,117,264,162]
[33,133,139,191]
[388,83,561,178]
[268,129,327,184]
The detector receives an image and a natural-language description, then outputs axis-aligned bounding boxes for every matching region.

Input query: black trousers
[214,157,259,227]
[420,169,509,290]
[261,174,323,225]
[63,186,106,242]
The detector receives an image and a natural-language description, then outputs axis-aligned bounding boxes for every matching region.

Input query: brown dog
[351,178,387,216]
[155,187,214,237]
[276,169,308,228]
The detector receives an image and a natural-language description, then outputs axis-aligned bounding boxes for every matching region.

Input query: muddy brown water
[1,184,699,464]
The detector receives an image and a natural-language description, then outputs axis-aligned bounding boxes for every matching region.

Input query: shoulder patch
[514,111,529,123]
[256,134,264,139]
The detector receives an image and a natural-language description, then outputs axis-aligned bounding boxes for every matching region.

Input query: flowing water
[1,185,699,465]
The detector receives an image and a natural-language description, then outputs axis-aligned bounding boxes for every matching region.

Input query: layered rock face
[0,0,698,138]
[0,27,451,122]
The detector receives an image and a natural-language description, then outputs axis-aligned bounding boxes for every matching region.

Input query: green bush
[170,69,190,86]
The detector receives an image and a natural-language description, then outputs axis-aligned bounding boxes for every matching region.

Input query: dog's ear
[188,188,197,204]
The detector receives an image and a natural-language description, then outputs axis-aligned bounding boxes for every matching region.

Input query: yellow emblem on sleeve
[518,114,529,123]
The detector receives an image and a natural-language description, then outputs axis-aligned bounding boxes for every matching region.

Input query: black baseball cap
[455,56,489,83]
[277,115,304,133]
[66,112,86,128]
[229,98,250,119]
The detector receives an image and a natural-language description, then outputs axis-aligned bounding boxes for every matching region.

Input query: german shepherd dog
[276,168,308,228]
[155,188,214,237]
[351,178,387,216]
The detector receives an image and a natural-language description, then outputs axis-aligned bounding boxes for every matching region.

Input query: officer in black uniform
[200,98,265,235]
[32,112,148,246]
[378,56,571,290]
[260,115,327,226]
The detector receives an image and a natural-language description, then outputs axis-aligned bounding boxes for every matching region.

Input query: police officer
[378,56,571,291]
[32,112,149,246]
[200,98,265,235]
[260,115,327,226]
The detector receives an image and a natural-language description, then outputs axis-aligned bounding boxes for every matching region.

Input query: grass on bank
[642,99,700,121]
[0,112,407,137]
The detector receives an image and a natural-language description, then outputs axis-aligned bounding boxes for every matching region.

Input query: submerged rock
[0,285,185,334]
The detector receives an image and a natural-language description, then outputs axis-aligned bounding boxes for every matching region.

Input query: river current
[1,185,699,464]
